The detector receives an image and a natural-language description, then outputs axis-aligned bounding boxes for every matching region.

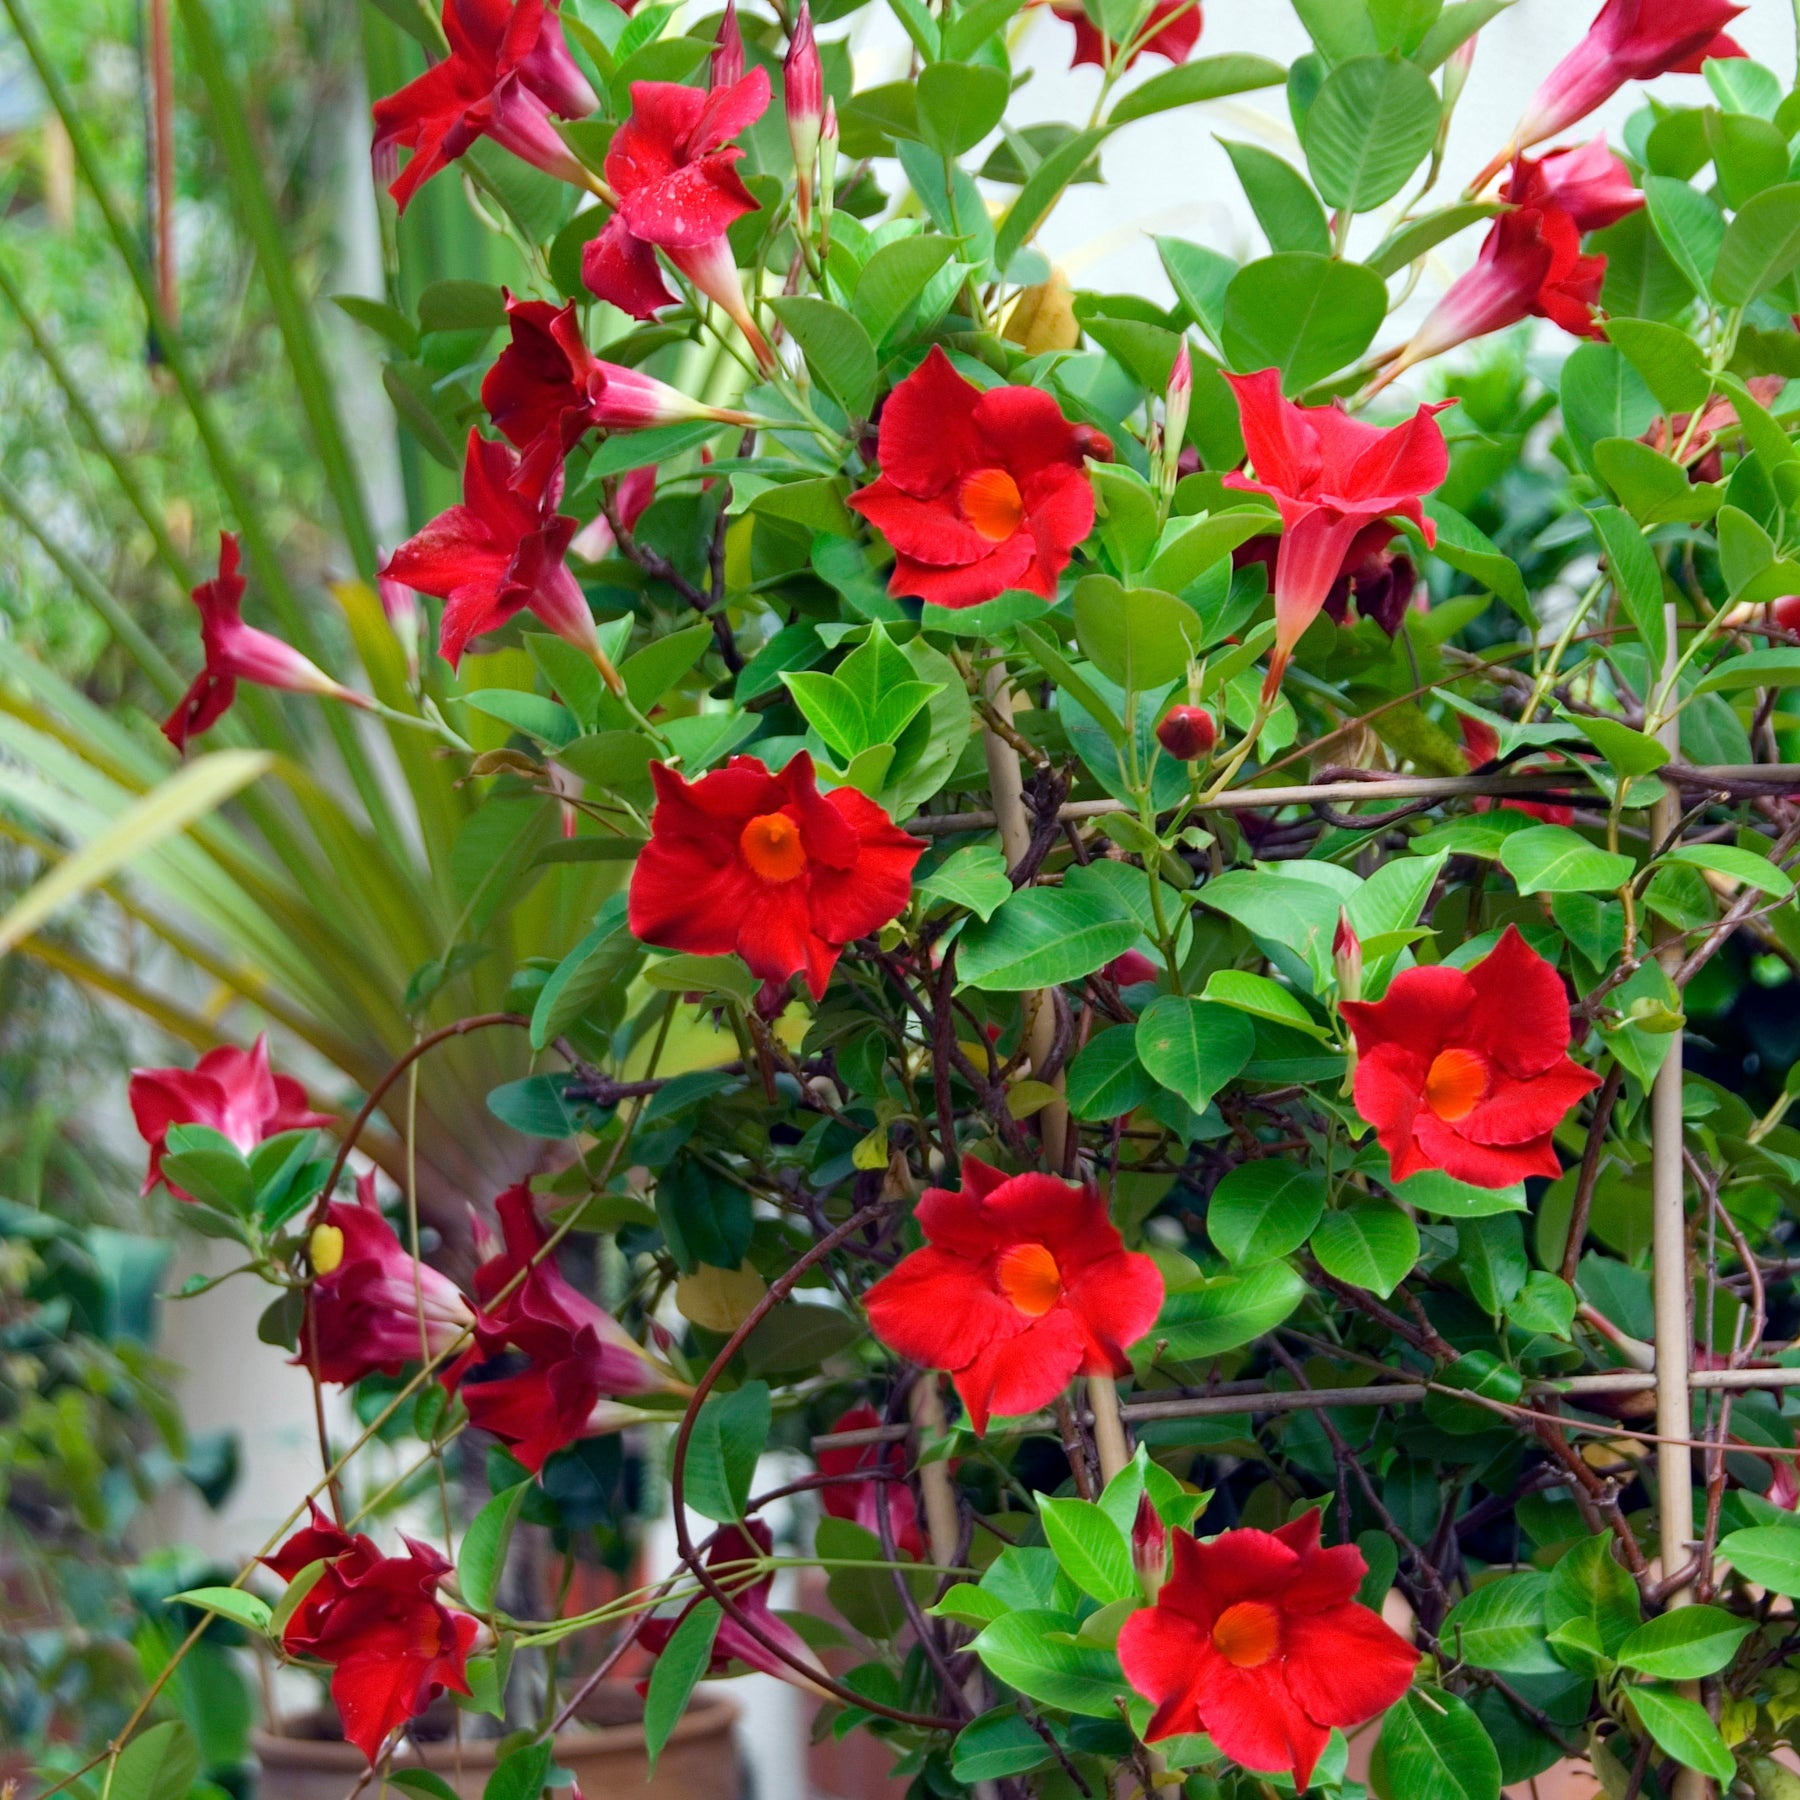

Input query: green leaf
[390,1773,464,1800]
[1420,499,1531,621]
[1156,1261,1308,1358]
[1201,968,1330,1037]
[1664,843,1793,898]
[459,1483,528,1613]
[1443,1575,1561,1675]
[971,1609,1129,1716]
[685,1382,771,1521]
[1630,1685,1736,1781]
[587,418,722,477]
[1066,1026,1161,1122]
[333,293,420,356]
[1713,181,1800,305]
[530,901,633,1050]
[917,844,1014,921]
[1694,646,1800,693]
[1303,53,1440,212]
[916,60,1009,156]
[1107,53,1287,125]
[1135,997,1256,1113]
[1017,621,1127,747]
[952,1708,1053,1782]
[1158,236,1236,347]
[1719,1522,1800,1594]
[1292,0,1376,61]
[1218,139,1330,255]
[643,1600,722,1771]
[1198,868,1342,985]
[460,689,578,747]
[1644,175,1724,299]
[1207,1162,1326,1265]
[958,883,1141,990]
[1146,510,1270,594]
[767,298,878,417]
[1594,436,1720,526]
[1374,1686,1502,1800]
[1364,202,1502,279]
[169,1586,273,1633]
[1590,504,1667,671]
[1566,711,1670,777]
[110,1722,202,1800]
[1561,341,1660,478]
[1499,824,1636,896]
[1310,1202,1419,1298]
[853,236,960,346]
[1618,1605,1752,1679]
[1708,110,1790,211]
[1604,317,1711,412]
[486,1073,607,1140]
[1546,1534,1641,1656]
[1038,1496,1136,1602]
[1074,576,1202,687]
[1222,252,1389,393]
[621,622,714,713]
[641,952,760,1006]
[1410,0,1505,70]
[995,126,1114,274]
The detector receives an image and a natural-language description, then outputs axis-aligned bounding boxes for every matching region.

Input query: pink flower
[1048,0,1200,70]
[371,0,599,213]
[569,466,658,561]
[1507,136,1643,232]
[163,535,367,750]
[303,1172,477,1385]
[129,1034,333,1199]
[381,430,610,676]
[816,1403,925,1559]
[581,69,775,369]
[377,569,422,682]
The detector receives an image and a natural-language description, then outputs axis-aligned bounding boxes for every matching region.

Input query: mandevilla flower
[129,1034,331,1200]
[862,1158,1164,1435]
[371,0,599,213]
[302,1171,477,1385]
[1221,369,1451,701]
[1049,0,1200,71]
[848,347,1109,609]
[481,292,756,488]
[1508,136,1644,232]
[1459,716,1574,826]
[1118,1512,1418,1789]
[639,1520,829,1689]
[1340,925,1602,1188]
[817,1402,925,1559]
[264,1507,479,1762]
[582,68,776,369]
[381,429,613,679]
[464,1182,678,1471]
[628,751,925,1000]
[163,534,369,750]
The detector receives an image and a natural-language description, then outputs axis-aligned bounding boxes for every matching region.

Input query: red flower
[163,534,367,750]
[628,751,925,999]
[1105,951,1160,988]
[264,1507,479,1762]
[1507,136,1643,233]
[371,0,598,213]
[1507,0,1745,166]
[817,1403,925,1559]
[862,1158,1164,1436]
[1221,370,1451,701]
[1118,1511,1417,1788]
[847,347,1106,609]
[382,429,609,675]
[582,70,775,369]
[639,1520,826,1688]
[481,292,756,488]
[129,1034,331,1200]
[1049,0,1200,70]
[1458,716,1574,826]
[1340,925,1602,1189]
[568,465,658,561]
[464,1183,673,1471]
[302,1172,477,1386]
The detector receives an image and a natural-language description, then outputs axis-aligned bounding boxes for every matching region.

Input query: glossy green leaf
[1617,1605,1753,1679]
[1442,1574,1560,1674]
[1499,825,1635,896]
[1303,54,1440,212]
[958,883,1141,990]
[459,1482,528,1613]
[1066,1026,1161,1121]
[1629,1685,1736,1781]
[1719,1522,1800,1594]
[1221,252,1388,393]
[644,1600,722,1770]
[1038,1496,1135,1602]
[1107,53,1287,125]
[1310,1202,1419,1298]
[1207,1162,1326,1265]
[1219,138,1329,255]
[685,1381,771,1521]
[971,1609,1130,1715]
[1374,1686,1501,1800]
[1136,996,1256,1112]
[1713,181,1800,305]
[1156,1260,1308,1358]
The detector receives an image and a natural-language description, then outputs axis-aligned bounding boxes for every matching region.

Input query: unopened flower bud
[818,96,839,225]
[1133,1493,1168,1601]
[1443,33,1477,114]
[1161,340,1192,500]
[712,0,744,89]
[785,2,823,232]
[1334,908,1362,1005]
[1156,704,1215,762]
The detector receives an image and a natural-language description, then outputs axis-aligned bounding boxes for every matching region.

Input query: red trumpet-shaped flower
[1118,1512,1417,1788]
[1507,136,1644,233]
[371,0,599,213]
[629,751,924,999]
[1049,0,1200,71]
[1500,0,1746,174]
[302,1172,477,1386]
[582,69,775,369]
[1340,925,1601,1188]
[382,430,609,675]
[481,292,757,487]
[639,1520,828,1689]
[862,1159,1164,1435]
[464,1183,675,1471]
[264,1507,480,1762]
[817,1403,925,1559]
[163,534,367,750]
[130,1034,332,1200]
[847,347,1107,609]
[1221,370,1451,701]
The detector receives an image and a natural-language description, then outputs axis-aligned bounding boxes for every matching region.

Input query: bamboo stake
[909,1375,962,1569]
[1086,1373,1131,1483]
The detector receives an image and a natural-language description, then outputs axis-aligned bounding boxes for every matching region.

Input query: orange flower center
[960,467,1025,542]
[739,811,808,882]
[1211,1599,1281,1669]
[995,1241,1063,1318]
[1424,1046,1489,1122]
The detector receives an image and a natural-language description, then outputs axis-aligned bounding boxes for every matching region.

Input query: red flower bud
[1133,1492,1168,1600]
[785,2,824,229]
[712,0,744,89]
[1156,704,1215,761]
[1334,908,1362,1005]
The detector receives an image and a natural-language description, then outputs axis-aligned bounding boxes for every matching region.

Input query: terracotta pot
[253,1688,742,1800]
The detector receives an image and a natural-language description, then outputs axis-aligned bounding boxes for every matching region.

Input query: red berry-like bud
[1156,704,1215,761]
